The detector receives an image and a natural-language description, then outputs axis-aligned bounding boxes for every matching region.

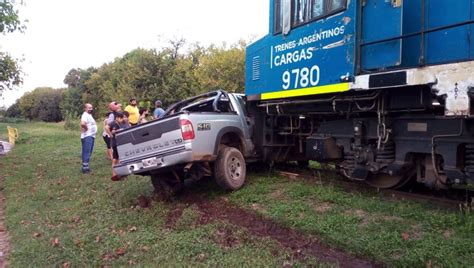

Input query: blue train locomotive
[245,0,474,189]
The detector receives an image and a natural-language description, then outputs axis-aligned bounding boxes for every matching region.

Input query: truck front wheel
[214,146,246,190]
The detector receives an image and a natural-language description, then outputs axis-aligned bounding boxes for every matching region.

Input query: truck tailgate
[115,116,186,165]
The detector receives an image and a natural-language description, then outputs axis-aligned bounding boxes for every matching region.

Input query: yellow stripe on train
[261,82,350,100]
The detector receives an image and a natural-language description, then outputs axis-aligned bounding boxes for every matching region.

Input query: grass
[0,121,321,267]
[228,173,474,267]
[0,121,473,267]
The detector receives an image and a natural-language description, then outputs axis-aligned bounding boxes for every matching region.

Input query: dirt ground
[0,180,9,268]
[0,142,11,268]
[163,191,378,268]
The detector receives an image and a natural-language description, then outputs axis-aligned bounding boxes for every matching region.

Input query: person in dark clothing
[121,111,132,129]
[102,112,113,160]
[104,101,121,160]
[105,112,125,181]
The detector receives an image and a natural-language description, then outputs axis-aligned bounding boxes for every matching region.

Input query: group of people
[79,98,166,176]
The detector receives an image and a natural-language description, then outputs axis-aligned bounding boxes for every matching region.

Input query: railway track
[271,164,473,210]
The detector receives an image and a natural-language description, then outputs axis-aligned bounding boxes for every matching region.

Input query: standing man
[153,100,165,119]
[80,103,97,173]
[124,98,139,126]
[107,101,122,124]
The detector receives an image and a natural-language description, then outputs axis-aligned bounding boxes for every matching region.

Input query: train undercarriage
[249,85,474,190]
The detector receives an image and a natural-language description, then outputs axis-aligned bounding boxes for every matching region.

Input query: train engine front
[245,0,474,189]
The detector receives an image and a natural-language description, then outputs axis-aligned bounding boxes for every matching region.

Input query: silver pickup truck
[113,90,254,193]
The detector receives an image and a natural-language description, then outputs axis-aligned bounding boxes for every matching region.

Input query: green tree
[0,0,26,95]
[0,0,25,33]
[61,67,97,117]
[61,86,83,117]
[0,52,22,93]
[18,90,35,119]
[59,39,247,118]
[157,41,200,106]
[5,99,21,117]
[81,47,192,116]
[63,68,82,88]
[19,87,63,122]
[35,88,63,122]
[82,64,113,118]
[194,41,246,93]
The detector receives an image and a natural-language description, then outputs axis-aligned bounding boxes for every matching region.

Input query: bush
[5,101,21,117]
[0,117,28,123]
[18,87,64,122]
[61,87,84,118]
[63,112,80,131]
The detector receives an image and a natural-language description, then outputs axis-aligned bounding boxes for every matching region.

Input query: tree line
[4,40,246,121]
[0,0,25,98]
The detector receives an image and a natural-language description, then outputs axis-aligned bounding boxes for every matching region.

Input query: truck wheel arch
[214,127,245,155]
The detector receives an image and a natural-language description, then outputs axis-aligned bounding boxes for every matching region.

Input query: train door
[360,0,403,71]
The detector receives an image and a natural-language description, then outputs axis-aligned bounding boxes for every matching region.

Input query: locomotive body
[245,0,474,189]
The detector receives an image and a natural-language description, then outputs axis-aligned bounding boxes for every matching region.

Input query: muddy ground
[159,190,379,268]
[0,182,8,268]
[0,142,11,268]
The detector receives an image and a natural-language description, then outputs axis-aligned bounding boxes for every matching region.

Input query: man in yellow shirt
[124,98,139,126]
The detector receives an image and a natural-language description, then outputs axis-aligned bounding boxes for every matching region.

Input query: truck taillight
[180,119,195,140]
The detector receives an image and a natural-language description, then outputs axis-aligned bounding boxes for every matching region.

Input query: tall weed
[63,112,80,131]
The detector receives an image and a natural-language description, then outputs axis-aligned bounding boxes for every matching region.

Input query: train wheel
[365,173,411,189]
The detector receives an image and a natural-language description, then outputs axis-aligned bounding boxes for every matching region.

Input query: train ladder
[7,126,19,146]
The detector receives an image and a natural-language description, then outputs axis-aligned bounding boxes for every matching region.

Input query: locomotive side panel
[245,0,474,190]
[246,0,356,101]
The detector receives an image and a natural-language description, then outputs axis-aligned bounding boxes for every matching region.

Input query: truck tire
[297,160,310,169]
[214,146,246,190]
[150,172,183,198]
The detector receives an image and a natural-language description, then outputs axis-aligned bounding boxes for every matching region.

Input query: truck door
[360,0,403,71]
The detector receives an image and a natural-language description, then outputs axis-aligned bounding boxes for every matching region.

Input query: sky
[1,0,269,108]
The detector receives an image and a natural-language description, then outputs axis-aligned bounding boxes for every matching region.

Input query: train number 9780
[282,65,320,90]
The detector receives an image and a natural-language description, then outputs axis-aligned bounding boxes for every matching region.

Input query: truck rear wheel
[150,172,183,198]
[297,160,310,168]
[214,146,246,190]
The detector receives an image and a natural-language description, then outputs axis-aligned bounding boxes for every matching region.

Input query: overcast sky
[1,0,268,107]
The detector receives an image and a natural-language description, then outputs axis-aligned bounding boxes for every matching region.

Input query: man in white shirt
[80,103,97,173]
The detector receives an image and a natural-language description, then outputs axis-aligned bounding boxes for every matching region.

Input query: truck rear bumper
[113,149,194,177]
